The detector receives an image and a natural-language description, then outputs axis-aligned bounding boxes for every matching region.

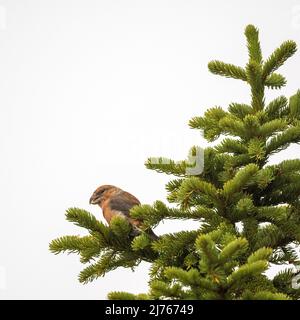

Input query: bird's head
[89,185,117,206]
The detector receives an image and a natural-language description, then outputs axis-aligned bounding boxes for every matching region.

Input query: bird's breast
[101,199,114,223]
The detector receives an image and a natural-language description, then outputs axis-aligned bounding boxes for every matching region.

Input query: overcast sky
[1,0,300,299]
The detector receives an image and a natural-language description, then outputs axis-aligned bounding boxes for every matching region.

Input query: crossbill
[89,185,158,240]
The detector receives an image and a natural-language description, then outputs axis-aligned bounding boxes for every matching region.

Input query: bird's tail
[130,227,159,241]
[146,228,159,241]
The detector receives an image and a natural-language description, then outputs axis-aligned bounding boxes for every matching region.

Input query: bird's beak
[89,194,101,205]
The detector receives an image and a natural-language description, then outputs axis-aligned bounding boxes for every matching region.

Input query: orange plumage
[89,185,158,240]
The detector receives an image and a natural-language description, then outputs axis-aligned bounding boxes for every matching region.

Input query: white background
[0,0,300,299]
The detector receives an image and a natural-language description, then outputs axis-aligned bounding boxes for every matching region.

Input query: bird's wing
[109,191,140,217]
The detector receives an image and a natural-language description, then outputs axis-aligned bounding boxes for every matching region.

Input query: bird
[89,185,158,240]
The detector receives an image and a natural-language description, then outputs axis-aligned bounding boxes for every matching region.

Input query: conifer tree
[50,25,300,300]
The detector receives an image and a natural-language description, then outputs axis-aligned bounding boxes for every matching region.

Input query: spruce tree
[50,25,300,300]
